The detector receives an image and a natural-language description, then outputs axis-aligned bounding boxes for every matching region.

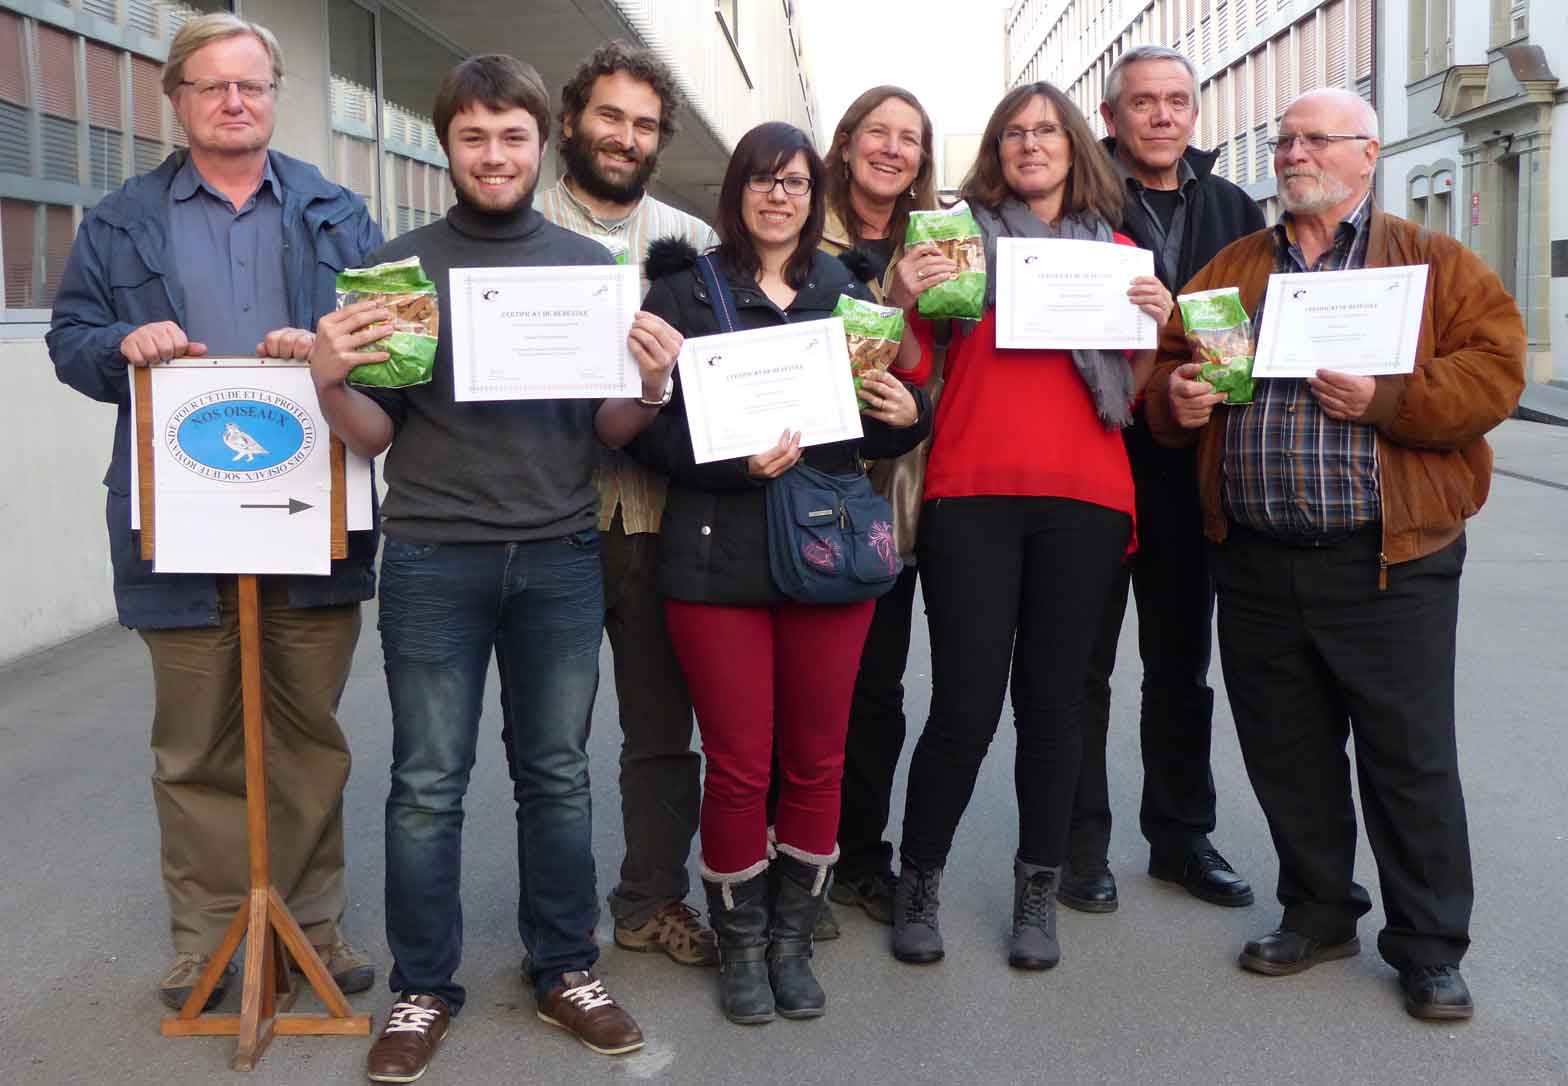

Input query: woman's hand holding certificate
[677,318,864,465]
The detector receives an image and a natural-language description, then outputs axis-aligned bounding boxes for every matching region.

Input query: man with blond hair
[1149,87,1524,1019]
[48,12,381,1010]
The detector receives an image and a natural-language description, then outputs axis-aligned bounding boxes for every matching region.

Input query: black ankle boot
[702,866,775,1025]
[768,849,833,1019]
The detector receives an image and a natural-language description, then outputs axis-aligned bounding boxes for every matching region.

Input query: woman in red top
[889,82,1173,972]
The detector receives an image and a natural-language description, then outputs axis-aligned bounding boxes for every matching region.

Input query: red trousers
[665,599,876,874]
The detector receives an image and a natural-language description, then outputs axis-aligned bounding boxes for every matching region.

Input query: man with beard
[1149,88,1524,1020]
[536,41,720,968]
[308,54,682,1079]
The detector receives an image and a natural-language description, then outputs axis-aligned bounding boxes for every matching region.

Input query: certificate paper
[996,237,1157,350]
[677,318,864,464]
[1252,265,1430,377]
[449,264,639,401]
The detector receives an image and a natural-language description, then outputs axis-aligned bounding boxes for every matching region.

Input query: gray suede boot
[1010,858,1062,970]
[891,862,944,964]
[768,845,834,1019]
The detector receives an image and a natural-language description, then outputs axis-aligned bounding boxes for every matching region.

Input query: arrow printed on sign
[240,499,314,515]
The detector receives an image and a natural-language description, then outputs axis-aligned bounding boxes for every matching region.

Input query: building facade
[0,0,817,663]
[1376,0,1563,385]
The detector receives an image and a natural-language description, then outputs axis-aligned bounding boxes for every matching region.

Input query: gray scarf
[971,199,1135,429]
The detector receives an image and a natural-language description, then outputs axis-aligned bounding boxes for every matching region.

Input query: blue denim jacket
[47,150,384,630]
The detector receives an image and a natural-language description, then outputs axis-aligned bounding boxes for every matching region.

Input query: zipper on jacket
[1375,439,1389,591]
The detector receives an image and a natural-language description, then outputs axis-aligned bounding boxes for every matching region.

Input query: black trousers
[1212,526,1472,970]
[1072,417,1218,866]
[835,564,921,881]
[900,497,1131,871]
[600,511,701,928]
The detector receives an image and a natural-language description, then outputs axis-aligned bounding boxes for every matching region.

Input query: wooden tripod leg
[170,901,249,1020]
[269,887,353,1018]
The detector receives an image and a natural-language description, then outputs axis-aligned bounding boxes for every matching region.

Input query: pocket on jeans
[383,537,440,562]
[562,527,600,551]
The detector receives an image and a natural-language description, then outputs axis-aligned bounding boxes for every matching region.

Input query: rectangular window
[0,1,228,318]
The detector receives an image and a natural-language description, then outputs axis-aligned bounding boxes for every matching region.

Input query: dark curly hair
[558,40,682,150]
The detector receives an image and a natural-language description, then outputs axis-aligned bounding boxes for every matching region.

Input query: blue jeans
[379,532,603,1011]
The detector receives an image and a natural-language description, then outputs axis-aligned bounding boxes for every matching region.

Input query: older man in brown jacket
[1147,88,1524,1021]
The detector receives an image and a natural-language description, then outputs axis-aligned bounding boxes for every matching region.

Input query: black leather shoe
[1399,964,1473,1021]
[1058,864,1118,914]
[1238,928,1360,976]
[1149,847,1255,907]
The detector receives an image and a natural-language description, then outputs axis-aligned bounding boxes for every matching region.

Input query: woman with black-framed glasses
[628,121,931,1026]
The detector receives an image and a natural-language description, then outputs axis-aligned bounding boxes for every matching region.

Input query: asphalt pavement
[1,419,1564,1086]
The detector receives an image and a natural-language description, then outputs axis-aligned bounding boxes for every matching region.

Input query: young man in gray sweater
[307,54,680,1082]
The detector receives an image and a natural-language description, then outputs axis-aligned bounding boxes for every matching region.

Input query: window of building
[327,0,460,244]
[1409,0,1453,82]
[714,0,750,86]
[1490,0,1526,46]
[0,1,228,322]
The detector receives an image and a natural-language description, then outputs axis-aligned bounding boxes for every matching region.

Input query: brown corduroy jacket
[1146,205,1526,576]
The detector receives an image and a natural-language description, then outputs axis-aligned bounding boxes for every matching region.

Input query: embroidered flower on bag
[802,538,842,571]
[868,520,897,573]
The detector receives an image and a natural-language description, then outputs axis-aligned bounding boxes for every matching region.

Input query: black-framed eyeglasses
[1265,132,1373,154]
[178,78,277,101]
[745,173,813,196]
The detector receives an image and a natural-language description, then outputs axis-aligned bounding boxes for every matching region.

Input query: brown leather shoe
[159,951,237,1011]
[536,971,645,1056]
[366,995,450,1083]
[614,901,719,966]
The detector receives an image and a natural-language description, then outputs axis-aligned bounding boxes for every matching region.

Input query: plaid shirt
[1222,193,1381,539]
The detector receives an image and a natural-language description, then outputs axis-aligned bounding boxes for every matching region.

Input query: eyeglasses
[1264,132,1373,154]
[746,173,813,196]
[178,78,277,101]
[1000,123,1064,146]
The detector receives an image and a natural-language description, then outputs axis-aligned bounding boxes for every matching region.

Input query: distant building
[1004,0,1377,222]
[1376,0,1563,384]
[942,132,984,198]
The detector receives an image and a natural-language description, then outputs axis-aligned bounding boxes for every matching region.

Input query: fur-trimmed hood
[646,235,702,282]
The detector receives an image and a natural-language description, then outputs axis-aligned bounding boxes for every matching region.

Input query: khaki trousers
[139,578,361,955]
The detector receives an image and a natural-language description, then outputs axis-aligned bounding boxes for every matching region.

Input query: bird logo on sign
[223,422,269,463]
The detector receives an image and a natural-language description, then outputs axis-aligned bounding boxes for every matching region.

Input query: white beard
[1278,169,1354,215]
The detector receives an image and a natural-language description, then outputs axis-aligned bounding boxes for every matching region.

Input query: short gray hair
[162,13,284,96]
[1103,46,1198,111]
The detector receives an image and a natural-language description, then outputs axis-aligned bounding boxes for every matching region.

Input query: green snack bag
[833,294,905,412]
[906,200,986,320]
[1176,286,1255,405]
[597,236,631,265]
[336,256,439,388]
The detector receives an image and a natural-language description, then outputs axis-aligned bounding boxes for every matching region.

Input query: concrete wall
[0,337,118,662]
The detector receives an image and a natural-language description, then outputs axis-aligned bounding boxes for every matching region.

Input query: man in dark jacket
[46,14,380,1010]
[1061,44,1266,915]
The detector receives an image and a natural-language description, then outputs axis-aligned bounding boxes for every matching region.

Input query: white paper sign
[1252,264,1430,377]
[676,318,864,464]
[130,359,374,533]
[143,361,337,574]
[996,237,1157,350]
[449,264,640,401]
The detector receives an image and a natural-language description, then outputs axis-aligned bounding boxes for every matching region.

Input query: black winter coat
[1102,139,1267,294]
[631,241,932,605]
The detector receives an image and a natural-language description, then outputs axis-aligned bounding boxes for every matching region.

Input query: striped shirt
[536,180,720,534]
[1222,192,1381,539]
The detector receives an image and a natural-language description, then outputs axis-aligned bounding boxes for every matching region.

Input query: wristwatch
[638,379,673,408]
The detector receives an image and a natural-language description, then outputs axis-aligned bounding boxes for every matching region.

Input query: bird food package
[335,256,439,388]
[1176,286,1255,405]
[833,294,905,412]
[904,201,986,320]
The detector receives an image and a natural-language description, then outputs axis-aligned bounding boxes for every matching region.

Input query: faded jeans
[379,532,603,1011]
